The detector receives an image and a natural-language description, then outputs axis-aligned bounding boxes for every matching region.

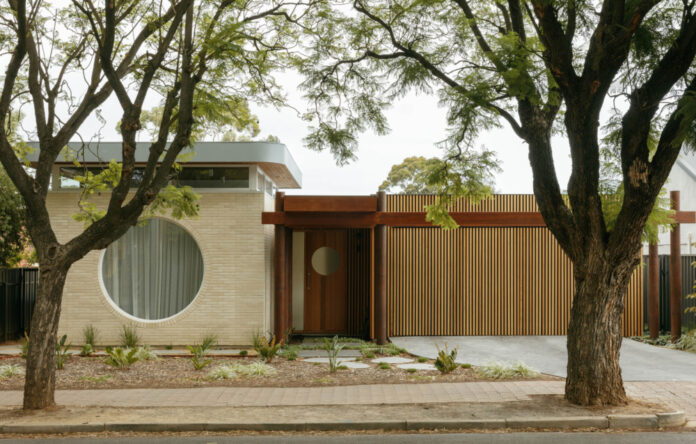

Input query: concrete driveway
[391,336,696,381]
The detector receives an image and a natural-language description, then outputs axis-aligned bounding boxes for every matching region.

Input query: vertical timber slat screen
[386,195,643,337]
[346,228,371,338]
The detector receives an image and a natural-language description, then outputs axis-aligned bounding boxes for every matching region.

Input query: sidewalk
[1,381,695,417]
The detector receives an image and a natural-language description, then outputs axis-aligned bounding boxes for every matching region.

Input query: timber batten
[266,193,648,338]
[386,195,644,337]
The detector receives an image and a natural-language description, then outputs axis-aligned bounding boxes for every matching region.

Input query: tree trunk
[565,255,635,406]
[23,263,68,410]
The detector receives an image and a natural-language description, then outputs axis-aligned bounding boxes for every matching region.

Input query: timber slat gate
[642,255,696,332]
[0,268,38,342]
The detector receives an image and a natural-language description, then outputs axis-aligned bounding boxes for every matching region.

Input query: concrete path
[391,336,696,381]
[2,381,696,420]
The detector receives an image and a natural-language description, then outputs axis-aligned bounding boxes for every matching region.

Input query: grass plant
[475,361,540,379]
[119,325,140,348]
[0,364,24,380]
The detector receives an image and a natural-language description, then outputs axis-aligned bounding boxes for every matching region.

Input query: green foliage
[360,342,404,357]
[379,156,446,194]
[252,332,281,363]
[434,344,458,374]
[461,363,472,369]
[119,325,140,349]
[475,362,540,379]
[672,331,696,352]
[0,364,25,380]
[208,362,276,380]
[378,362,391,370]
[406,368,417,373]
[80,344,94,357]
[323,336,345,373]
[239,350,248,357]
[55,335,71,370]
[599,117,674,243]
[82,325,98,348]
[0,166,26,267]
[103,347,140,369]
[278,345,300,361]
[187,335,217,370]
[417,356,428,363]
[133,345,158,361]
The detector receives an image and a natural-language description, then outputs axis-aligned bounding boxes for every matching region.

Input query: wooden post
[274,192,288,343]
[648,242,659,339]
[375,191,387,345]
[670,190,682,343]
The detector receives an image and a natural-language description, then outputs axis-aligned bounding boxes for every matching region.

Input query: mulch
[0,353,559,390]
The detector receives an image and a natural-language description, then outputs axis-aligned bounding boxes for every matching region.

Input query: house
[30,142,645,346]
[29,141,300,345]
[647,149,696,254]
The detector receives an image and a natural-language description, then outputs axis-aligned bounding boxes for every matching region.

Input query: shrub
[252,332,281,363]
[378,362,390,370]
[475,361,540,379]
[133,345,158,361]
[461,363,472,369]
[187,338,214,371]
[364,351,375,359]
[278,345,299,361]
[208,365,238,380]
[0,364,25,380]
[234,362,276,377]
[406,368,417,373]
[324,336,345,373]
[103,347,140,369]
[239,350,248,357]
[208,362,276,380]
[80,343,94,357]
[165,344,174,350]
[417,356,428,363]
[119,325,140,348]
[83,324,98,348]
[56,334,71,370]
[672,331,696,352]
[434,344,458,374]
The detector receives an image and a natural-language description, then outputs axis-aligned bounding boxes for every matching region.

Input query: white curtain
[102,219,204,320]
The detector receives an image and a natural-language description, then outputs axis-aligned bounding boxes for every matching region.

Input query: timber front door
[304,230,347,333]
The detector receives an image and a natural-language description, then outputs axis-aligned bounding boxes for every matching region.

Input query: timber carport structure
[262,192,695,345]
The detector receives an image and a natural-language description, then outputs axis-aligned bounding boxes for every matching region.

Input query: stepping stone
[302,357,357,364]
[397,363,437,371]
[341,362,370,369]
[298,349,361,358]
[371,356,413,364]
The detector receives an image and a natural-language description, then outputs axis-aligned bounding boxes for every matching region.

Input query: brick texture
[47,191,275,346]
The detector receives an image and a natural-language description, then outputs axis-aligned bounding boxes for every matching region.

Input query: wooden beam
[674,211,696,223]
[284,195,377,212]
[374,191,387,345]
[670,191,682,343]
[262,211,548,227]
[648,242,659,339]
[274,192,289,343]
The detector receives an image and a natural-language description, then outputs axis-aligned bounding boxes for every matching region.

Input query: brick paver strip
[0,381,694,418]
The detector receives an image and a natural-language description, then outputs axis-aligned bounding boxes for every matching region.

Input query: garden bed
[0,351,558,391]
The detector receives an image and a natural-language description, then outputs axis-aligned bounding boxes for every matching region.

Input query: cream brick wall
[47,190,274,346]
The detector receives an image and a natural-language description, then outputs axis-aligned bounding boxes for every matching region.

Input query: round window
[311,246,340,276]
[101,219,203,320]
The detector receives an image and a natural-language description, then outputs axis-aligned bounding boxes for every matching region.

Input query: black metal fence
[642,255,696,333]
[0,268,38,342]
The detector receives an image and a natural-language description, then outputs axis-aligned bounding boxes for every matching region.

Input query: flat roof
[26,141,302,188]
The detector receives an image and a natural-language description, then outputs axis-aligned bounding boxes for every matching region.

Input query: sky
[250,74,574,196]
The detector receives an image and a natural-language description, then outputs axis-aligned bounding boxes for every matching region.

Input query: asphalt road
[3,433,696,443]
